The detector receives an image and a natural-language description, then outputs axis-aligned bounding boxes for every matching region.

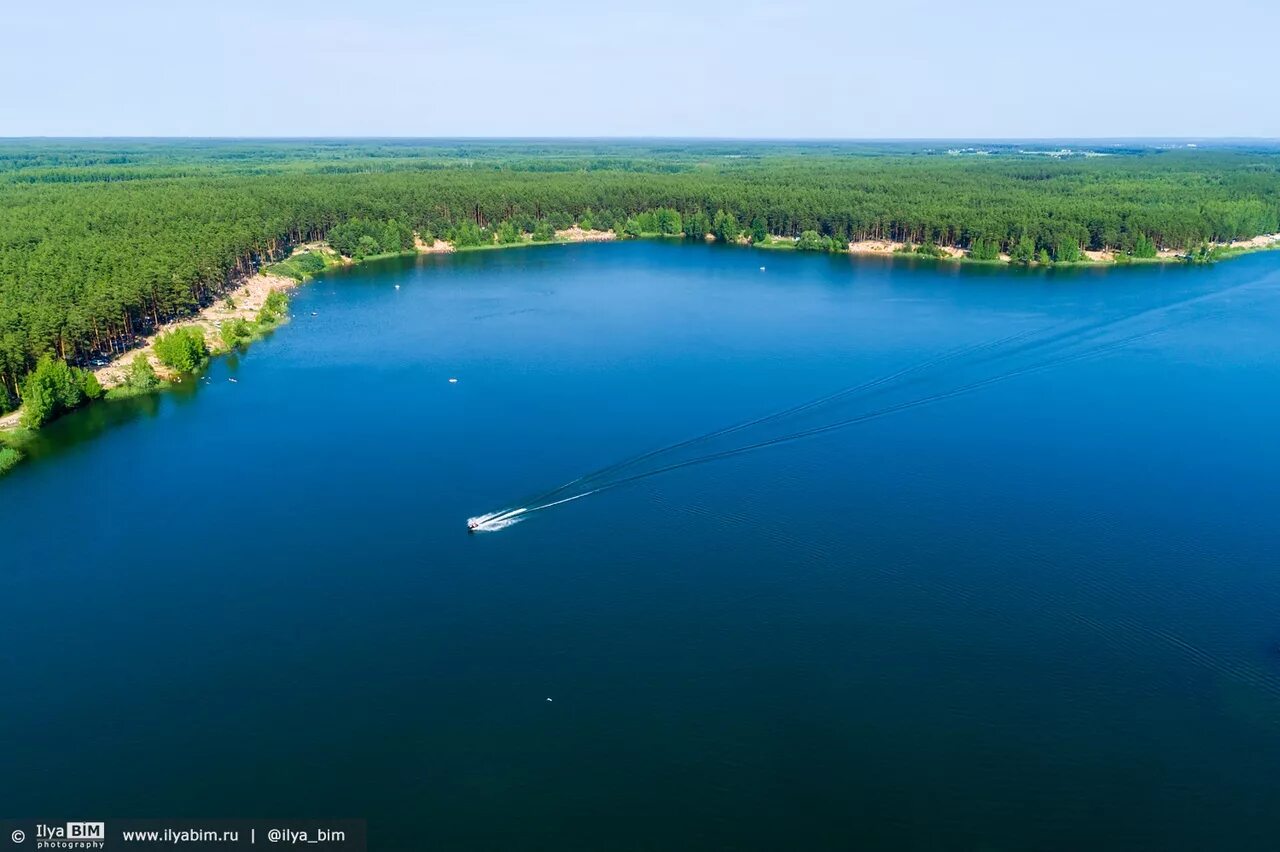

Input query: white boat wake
[465,269,1278,534]
[467,509,527,532]
[469,489,602,532]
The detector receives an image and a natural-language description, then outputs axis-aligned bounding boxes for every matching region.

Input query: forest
[3,139,1280,415]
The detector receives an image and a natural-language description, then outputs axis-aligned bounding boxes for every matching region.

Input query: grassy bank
[3,227,1277,480]
[0,273,298,478]
[265,246,346,282]
[6,138,1280,410]
[0,426,34,476]
[752,238,798,251]
[0,442,22,476]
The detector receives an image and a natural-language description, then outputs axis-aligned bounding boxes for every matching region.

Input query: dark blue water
[4,242,1280,850]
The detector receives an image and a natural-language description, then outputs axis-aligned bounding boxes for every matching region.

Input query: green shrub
[496,221,522,244]
[1010,236,1036,264]
[280,250,325,280]
[684,210,711,240]
[292,251,326,275]
[82,372,102,399]
[657,208,683,235]
[968,238,1001,261]
[712,210,740,243]
[531,221,556,242]
[914,242,948,259]
[0,446,21,476]
[153,327,209,373]
[257,290,289,326]
[1131,233,1159,259]
[1054,240,1082,263]
[127,354,159,389]
[796,230,831,251]
[220,318,253,347]
[1184,243,1221,264]
[451,221,487,247]
[272,262,305,282]
[18,355,103,428]
[329,218,413,258]
[106,354,163,399]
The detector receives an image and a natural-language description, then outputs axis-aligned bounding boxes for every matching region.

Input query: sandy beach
[5,229,1279,434]
[555,226,616,242]
[0,269,297,432]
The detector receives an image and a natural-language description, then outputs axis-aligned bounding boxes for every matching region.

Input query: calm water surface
[4,242,1280,850]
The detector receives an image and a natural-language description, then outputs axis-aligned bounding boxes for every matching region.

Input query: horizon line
[2,135,1279,143]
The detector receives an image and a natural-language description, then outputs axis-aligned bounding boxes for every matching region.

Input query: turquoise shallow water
[4,242,1280,850]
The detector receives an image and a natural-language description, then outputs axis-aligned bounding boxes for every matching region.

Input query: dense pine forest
[3,139,1280,414]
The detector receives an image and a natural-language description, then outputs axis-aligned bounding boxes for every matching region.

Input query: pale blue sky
[5,0,1277,138]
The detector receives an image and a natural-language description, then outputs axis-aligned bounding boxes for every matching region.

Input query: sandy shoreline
[848,233,1280,261]
[556,226,615,242]
[415,235,455,253]
[0,269,298,432]
[847,239,898,255]
[1,228,617,430]
[107,270,299,386]
[4,228,1279,434]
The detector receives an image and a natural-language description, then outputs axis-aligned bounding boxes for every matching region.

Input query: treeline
[10,288,292,429]
[327,218,415,259]
[2,141,1280,413]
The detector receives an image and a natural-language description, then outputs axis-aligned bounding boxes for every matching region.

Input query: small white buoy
[228,377,237,383]
[448,378,458,384]
[760,266,766,271]
[395,284,400,290]
[546,698,553,702]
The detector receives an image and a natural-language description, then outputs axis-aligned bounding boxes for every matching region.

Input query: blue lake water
[4,241,1280,849]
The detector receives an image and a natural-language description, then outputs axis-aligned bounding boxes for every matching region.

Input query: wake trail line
[479,330,1042,526]
[507,328,1041,507]
[504,321,1184,519]
[473,269,1276,529]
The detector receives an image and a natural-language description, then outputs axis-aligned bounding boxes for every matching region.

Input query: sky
[4,0,1278,139]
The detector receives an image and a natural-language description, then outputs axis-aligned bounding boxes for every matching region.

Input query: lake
[3,241,1280,850]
